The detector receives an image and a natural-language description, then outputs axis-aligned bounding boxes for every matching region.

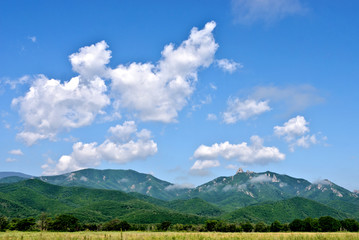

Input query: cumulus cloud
[274,116,324,151]
[223,98,271,124]
[216,59,242,73]
[251,85,324,114]
[207,113,217,121]
[165,183,194,191]
[274,115,309,141]
[13,41,112,145]
[9,149,24,156]
[193,135,285,164]
[110,21,218,123]
[249,174,272,184]
[190,160,220,170]
[232,0,306,25]
[42,121,157,175]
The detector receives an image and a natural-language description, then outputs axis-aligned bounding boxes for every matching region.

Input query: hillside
[222,197,351,224]
[39,168,189,200]
[0,179,205,224]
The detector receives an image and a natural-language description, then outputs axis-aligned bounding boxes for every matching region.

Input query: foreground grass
[0,232,359,240]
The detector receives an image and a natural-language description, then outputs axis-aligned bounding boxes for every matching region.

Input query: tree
[204,220,218,232]
[14,217,36,231]
[158,221,171,231]
[102,219,131,231]
[270,220,283,232]
[341,219,359,232]
[318,216,340,232]
[49,214,80,232]
[38,212,51,231]
[0,216,8,231]
[289,219,305,232]
[254,222,268,232]
[241,222,254,232]
[303,217,319,232]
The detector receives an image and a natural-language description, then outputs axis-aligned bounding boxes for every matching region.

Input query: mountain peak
[236,168,244,174]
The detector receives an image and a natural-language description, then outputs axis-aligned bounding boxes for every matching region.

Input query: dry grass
[0,231,359,240]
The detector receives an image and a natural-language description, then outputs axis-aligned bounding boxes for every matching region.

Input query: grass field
[0,232,359,240]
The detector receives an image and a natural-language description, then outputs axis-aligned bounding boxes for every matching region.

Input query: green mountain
[0,179,205,224]
[182,169,359,214]
[0,172,32,179]
[222,197,351,224]
[39,168,189,200]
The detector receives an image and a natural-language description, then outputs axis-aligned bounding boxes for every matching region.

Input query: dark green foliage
[241,222,254,232]
[0,216,8,231]
[204,220,218,232]
[13,217,36,231]
[318,216,341,232]
[49,214,80,232]
[254,222,268,232]
[289,219,305,232]
[0,179,206,224]
[303,217,319,232]
[158,221,171,231]
[222,197,350,224]
[341,219,359,232]
[102,219,130,231]
[270,220,283,232]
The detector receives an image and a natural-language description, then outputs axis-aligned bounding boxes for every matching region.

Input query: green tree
[14,217,36,231]
[0,216,8,231]
[340,219,359,232]
[270,220,283,232]
[38,212,51,231]
[204,220,218,232]
[254,222,268,232]
[49,214,80,232]
[318,216,340,232]
[241,222,253,232]
[103,219,131,231]
[158,221,171,231]
[289,219,305,232]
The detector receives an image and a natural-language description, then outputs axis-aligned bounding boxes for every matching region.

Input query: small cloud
[28,36,37,43]
[249,174,271,184]
[216,59,242,73]
[5,158,17,162]
[9,149,24,156]
[207,113,217,121]
[190,160,220,170]
[209,83,217,90]
[232,0,307,25]
[223,98,271,124]
[164,183,194,191]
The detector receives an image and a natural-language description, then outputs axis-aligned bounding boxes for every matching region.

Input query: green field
[0,232,359,240]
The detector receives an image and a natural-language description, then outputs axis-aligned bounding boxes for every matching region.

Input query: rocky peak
[236,168,244,174]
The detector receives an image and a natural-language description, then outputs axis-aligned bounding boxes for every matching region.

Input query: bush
[318,216,341,232]
[270,220,283,232]
[341,219,359,232]
[102,219,131,231]
[14,217,36,231]
[0,216,8,231]
[254,222,268,232]
[241,222,254,232]
[289,219,305,232]
[49,214,80,232]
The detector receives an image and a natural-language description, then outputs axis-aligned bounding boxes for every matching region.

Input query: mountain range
[0,168,358,224]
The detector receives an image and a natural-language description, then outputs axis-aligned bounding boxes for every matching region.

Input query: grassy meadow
[0,232,359,240]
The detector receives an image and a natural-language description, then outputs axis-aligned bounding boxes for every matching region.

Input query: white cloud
[249,174,272,184]
[5,75,32,90]
[223,98,271,124]
[193,135,285,164]
[274,116,324,151]
[225,164,238,170]
[13,74,110,145]
[190,160,220,170]
[28,36,36,43]
[69,41,111,79]
[5,158,17,162]
[164,183,194,191]
[251,85,324,114]
[207,113,218,121]
[9,149,23,156]
[110,21,218,123]
[232,0,306,24]
[216,59,242,73]
[42,121,157,175]
[274,115,309,141]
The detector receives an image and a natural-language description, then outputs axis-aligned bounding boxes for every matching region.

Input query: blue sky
[1,0,359,191]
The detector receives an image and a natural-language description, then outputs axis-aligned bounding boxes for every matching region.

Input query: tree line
[0,214,358,232]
